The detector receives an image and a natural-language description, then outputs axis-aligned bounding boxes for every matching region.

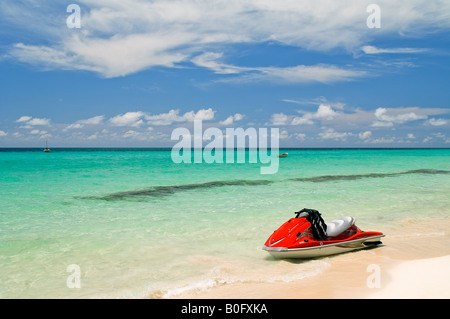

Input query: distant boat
[43,140,51,153]
[277,152,288,158]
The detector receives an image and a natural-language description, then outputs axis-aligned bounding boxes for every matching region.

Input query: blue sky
[0,0,449,147]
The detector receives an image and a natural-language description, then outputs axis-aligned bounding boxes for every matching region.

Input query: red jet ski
[263,208,384,258]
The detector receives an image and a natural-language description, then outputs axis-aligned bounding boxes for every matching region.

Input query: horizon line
[1,147,449,151]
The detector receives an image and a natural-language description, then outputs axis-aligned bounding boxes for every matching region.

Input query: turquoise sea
[1,148,449,298]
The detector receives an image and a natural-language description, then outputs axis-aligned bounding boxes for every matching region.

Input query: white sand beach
[168,218,450,299]
[368,255,450,299]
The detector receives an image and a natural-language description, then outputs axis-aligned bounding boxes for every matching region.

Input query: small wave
[81,179,273,201]
[291,169,450,183]
[161,260,330,298]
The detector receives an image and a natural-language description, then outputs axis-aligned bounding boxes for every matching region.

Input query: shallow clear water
[0,148,449,298]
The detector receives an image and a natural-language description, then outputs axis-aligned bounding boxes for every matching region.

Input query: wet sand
[170,218,450,299]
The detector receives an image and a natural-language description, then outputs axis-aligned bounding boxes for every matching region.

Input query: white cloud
[256,65,365,84]
[123,130,139,138]
[87,134,98,140]
[372,107,427,126]
[121,129,166,142]
[219,113,244,125]
[16,116,50,126]
[11,33,189,78]
[79,115,105,125]
[198,53,366,83]
[219,116,234,126]
[108,108,215,127]
[270,104,340,126]
[146,108,215,125]
[269,113,291,126]
[291,116,314,126]
[281,99,304,105]
[192,52,244,74]
[319,128,351,141]
[361,45,428,54]
[28,118,51,126]
[359,131,372,140]
[371,137,396,144]
[29,129,51,139]
[16,116,32,123]
[40,134,52,139]
[432,133,450,143]
[24,128,52,139]
[311,104,338,120]
[279,130,290,139]
[65,123,84,130]
[291,104,340,125]
[0,130,7,137]
[66,115,105,130]
[295,133,306,141]
[427,118,447,126]
[182,108,215,122]
[371,120,394,128]
[7,0,450,78]
[145,110,182,126]
[110,111,147,127]
[265,105,448,145]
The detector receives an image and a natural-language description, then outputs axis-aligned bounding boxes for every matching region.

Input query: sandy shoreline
[167,217,450,299]
[368,255,450,299]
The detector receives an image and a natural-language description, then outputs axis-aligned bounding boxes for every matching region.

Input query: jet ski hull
[263,234,384,259]
[263,212,385,259]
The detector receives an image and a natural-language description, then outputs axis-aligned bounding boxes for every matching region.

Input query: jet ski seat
[326,216,355,237]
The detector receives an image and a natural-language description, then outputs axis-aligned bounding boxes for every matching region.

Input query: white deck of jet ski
[326,216,355,237]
